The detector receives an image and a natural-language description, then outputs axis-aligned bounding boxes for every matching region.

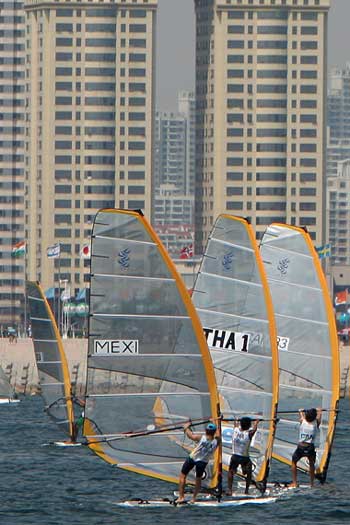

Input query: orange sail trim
[272,224,340,478]
[28,281,75,440]
[84,209,220,487]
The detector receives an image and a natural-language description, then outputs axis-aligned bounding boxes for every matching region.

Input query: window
[257,25,287,34]
[227,202,243,210]
[301,41,317,50]
[228,55,244,63]
[227,172,243,181]
[300,202,316,211]
[228,40,244,49]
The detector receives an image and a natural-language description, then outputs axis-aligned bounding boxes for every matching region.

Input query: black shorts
[229,454,252,473]
[292,444,316,464]
[181,457,207,479]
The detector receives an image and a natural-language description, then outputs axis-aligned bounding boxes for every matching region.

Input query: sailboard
[0,365,19,404]
[191,215,279,485]
[84,209,220,487]
[260,224,340,482]
[116,495,277,507]
[26,281,80,444]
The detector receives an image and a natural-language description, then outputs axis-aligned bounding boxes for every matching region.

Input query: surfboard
[116,495,277,507]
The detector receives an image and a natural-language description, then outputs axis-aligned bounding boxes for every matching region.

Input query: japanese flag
[80,243,91,259]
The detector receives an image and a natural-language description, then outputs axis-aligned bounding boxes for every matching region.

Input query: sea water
[0,397,349,525]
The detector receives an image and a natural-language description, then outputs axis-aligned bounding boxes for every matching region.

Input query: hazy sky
[157,0,350,111]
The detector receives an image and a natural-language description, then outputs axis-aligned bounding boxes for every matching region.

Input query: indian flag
[11,241,26,258]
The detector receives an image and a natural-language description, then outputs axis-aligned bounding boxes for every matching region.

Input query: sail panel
[0,365,13,400]
[27,281,75,438]
[84,209,219,486]
[260,224,339,479]
[192,215,279,483]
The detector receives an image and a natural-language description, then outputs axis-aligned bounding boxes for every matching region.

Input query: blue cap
[206,423,217,432]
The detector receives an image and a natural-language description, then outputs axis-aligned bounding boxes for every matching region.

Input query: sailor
[227,417,259,495]
[176,422,221,504]
[289,407,322,488]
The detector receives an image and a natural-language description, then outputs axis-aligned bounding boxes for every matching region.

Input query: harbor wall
[0,338,349,398]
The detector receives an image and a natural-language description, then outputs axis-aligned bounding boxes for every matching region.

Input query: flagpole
[24,242,27,337]
[57,243,61,335]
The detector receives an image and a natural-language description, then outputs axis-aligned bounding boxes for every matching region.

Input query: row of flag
[46,242,91,259]
[11,241,91,259]
[11,241,332,261]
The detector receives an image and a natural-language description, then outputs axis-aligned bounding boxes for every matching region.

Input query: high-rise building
[327,159,350,266]
[328,64,350,141]
[154,111,187,193]
[0,0,25,325]
[24,0,158,292]
[178,90,196,195]
[194,0,329,251]
[327,65,350,179]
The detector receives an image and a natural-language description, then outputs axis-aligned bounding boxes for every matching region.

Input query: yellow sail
[84,209,220,486]
[192,214,279,483]
[27,281,75,440]
[260,224,340,481]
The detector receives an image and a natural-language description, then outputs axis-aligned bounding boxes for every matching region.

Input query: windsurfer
[227,417,259,495]
[289,407,322,488]
[176,422,221,504]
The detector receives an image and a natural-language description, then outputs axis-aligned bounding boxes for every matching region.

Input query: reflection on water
[0,397,348,525]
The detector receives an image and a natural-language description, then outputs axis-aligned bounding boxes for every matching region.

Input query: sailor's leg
[227,468,236,494]
[289,461,298,488]
[309,458,315,487]
[244,462,253,495]
[177,472,187,502]
[177,458,193,503]
[190,477,202,503]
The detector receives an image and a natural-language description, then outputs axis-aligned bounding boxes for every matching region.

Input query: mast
[260,224,340,482]
[192,214,279,484]
[83,208,220,486]
[27,281,75,440]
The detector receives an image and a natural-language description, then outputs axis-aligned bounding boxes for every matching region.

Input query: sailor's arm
[183,422,201,442]
[249,419,259,438]
[316,407,322,427]
[298,408,305,423]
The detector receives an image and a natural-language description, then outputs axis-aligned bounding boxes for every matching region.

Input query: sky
[156,0,350,111]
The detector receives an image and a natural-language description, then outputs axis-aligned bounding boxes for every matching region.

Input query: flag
[316,244,331,259]
[45,287,55,300]
[80,243,91,259]
[76,288,87,302]
[47,243,60,258]
[335,290,348,306]
[180,244,194,259]
[11,240,26,258]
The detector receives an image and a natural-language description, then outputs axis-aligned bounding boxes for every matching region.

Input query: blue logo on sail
[277,257,290,276]
[222,250,234,271]
[118,248,131,270]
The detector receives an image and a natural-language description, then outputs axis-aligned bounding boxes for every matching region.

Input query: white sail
[27,281,75,438]
[192,215,279,483]
[260,224,340,481]
[0,365,14,401]
[84,209,220,486]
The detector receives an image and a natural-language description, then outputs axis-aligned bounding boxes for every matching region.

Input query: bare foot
[288,483,297,488]
[189,500,196,504]
[175,498,185,504]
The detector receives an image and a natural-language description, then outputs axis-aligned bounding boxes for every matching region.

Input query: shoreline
[0,338,349,398]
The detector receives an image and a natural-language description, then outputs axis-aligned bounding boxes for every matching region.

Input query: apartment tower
[24,0,157,292]
[194,0,329,251]
[0,0,25,325]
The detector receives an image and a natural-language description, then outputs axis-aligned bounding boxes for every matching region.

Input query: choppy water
[0,397,349,525]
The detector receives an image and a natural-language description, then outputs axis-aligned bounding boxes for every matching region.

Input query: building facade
[327,159,350,266]
[328,64,350,141]
[24,0,157,292]
[194,0,329,251]
[178,90,196,196]
[0,0,26,326]
[154,111,187,192]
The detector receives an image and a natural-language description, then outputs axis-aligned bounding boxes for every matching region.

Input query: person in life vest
[227,417,259,495]
[289,407,322,488]
[176,421,221,504]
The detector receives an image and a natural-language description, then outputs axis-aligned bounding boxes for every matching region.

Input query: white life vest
[232,427,251,457]
[190,435,218,462]
[299,420,318,444]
